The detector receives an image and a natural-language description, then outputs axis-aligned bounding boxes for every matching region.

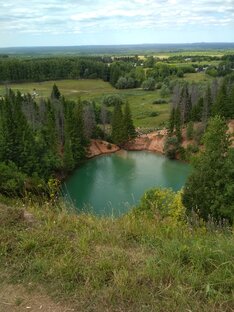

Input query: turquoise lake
[62,151,192,216]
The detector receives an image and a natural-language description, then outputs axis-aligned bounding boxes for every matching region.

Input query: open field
[182,72,214,83]
[153,50,234,58]
[0,79,170,128]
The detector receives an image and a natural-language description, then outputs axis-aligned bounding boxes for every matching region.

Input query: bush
[135,188,185,223]
[102,94,124,107]
[152,99,167,104]
[142,78,156,91]
[149,111,159,117]
[187,144,199,154]
[177,70,184,78]
[0,162,27,196]
[164,136,179,159]
[160,84,170,97]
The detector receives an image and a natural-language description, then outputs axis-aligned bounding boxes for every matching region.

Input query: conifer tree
[212,81,229,118]
[51,83,61,100]
[70,100,87,164]
[63,137,75,172]
[191,98,203,121]
[168,107,175,135]
[0,90,37,175]
[174,107,182,143]
[111,103,125,145]
[183,116,234,223]
[123,102,136,141]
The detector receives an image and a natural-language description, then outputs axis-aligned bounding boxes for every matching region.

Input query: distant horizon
[1,42,234,50]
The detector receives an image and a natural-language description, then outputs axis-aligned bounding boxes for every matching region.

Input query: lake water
[62,151,192,216]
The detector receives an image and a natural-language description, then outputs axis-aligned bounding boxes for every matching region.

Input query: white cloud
[0,0,233,36]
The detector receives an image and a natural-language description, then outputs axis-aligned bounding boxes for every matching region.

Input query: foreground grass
[0,199,233,312]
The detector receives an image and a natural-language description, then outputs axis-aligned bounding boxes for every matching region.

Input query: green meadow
[0,79,170,128]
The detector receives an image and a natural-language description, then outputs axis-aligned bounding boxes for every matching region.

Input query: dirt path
[0,283,74,312]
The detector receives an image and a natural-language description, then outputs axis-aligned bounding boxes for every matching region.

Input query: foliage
[183,116,234,223]
[152,99,167,104]
[51,83,61,100]
[160,84,170,97]
[102,94,124,107]
[0,162,26,196]
[186,121,194,140]
[164,136,179,159]
[142,78,155,91]
[111,102,136,145]
[135,188,186,223]
[0,89,89,196]
[0,56,109,82]
[115,76,135,89]
[123,102,137,140]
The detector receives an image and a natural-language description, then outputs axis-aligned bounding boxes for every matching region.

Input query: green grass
[182,72,214,83]
[153,50,234,58]
[0,199,233,312]
[0,79,170,129]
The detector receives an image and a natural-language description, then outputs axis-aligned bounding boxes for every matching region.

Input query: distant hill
[1,42,234,56]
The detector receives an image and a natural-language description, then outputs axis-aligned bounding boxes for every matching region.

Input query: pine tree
[212,81,229,118]
[183,116,234,223]
[191,98,203,121]
[0,90,37,175]
[179,84,191,124]
[202,85,212,125]
[51,83,61,100]
[168,107,175,135]
[63,137,75,172]
[228,85,234,118]
[123,102,136,141]
[111,103,125,145]
[71,100,87,164]
[174,107,182,143]
[35,99,62,178]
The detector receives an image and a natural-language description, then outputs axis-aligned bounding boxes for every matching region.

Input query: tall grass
[0,195,233,312]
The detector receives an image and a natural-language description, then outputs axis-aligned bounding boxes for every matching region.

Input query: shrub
[164,136,179,159]
[152,99,167,104]
[142,78,156,91]
[102,94,124,107]
[0,162,26,196]
[149,111,159,117]
[135,188,186,223]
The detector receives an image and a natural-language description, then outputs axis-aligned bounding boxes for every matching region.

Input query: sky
[0,0,234,47]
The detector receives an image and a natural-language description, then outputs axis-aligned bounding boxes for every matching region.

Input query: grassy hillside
[0,191,233,312]
[0,79,170,128]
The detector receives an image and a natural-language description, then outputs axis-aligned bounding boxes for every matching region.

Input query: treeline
[164,74,234,159]
[0,86,136,196]
[0,57,110,82]
[1,55,232,92]
[170,74,234,126]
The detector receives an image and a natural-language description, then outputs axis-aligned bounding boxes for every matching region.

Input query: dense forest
[0,54,233,88]
[0,84,136,196]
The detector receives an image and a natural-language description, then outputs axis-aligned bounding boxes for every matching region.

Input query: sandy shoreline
[88,120,234,158]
